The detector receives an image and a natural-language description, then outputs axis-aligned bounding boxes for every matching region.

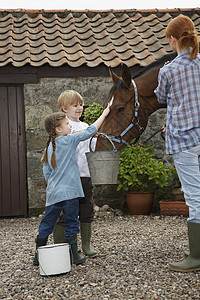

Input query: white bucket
[38,243,71,276]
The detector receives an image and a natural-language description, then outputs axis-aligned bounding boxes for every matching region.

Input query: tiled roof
[0,9,199,68]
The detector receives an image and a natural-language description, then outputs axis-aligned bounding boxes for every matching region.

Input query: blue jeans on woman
[173,144,200,223]
[38,198,80,239]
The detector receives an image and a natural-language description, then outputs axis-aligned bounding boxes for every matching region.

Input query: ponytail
[166,15,199,60]
[178,30,199,59]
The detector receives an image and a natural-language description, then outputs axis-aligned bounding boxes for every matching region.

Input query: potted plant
[117,144,172,215]
[159,166,189,216]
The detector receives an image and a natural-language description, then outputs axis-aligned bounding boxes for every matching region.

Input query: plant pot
[126,192,154,215]
[159,200,189,217]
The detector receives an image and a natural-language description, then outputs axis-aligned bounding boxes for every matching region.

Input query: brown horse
[95,52,177,151]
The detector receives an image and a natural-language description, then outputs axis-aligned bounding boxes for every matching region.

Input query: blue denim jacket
[43,125,97,206]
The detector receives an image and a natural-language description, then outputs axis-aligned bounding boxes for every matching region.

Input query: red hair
[166,15,199,59]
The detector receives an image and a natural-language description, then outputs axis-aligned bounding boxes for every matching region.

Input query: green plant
[117,144,172,193]
[168,166,181,188]
[82,102,104,125]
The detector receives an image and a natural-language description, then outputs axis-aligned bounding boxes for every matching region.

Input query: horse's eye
[118,107,125,113]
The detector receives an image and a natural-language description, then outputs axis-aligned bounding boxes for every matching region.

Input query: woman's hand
[162,125,166,134]
[161,125,166,140]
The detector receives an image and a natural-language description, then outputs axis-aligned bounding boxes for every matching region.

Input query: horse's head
[95,64,143,151]
[95,53,177,151]
[95,64,160,151]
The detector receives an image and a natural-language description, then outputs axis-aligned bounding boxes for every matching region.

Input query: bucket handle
[90,133,117,152]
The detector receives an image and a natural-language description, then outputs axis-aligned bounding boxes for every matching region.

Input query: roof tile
[0,9,199,68]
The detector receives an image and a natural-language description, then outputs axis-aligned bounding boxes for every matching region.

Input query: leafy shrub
[117,144,172,193]
[82,102,104,125]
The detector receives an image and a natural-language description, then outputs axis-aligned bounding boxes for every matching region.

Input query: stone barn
[0,8,199,216]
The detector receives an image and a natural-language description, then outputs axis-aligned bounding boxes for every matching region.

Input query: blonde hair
[58,90,84,111]
[166,15,199,59]
[41,112,67,169]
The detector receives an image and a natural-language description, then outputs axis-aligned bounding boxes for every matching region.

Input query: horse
[95,52,177,151]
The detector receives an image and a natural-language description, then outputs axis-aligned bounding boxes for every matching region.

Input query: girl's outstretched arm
[93,103,111,130]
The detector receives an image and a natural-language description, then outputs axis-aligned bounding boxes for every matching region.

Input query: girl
[53,90,98,258]
[33,103,110,266]
[155,15,200,272]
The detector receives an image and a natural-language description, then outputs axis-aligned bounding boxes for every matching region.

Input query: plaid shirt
[155,50,200,154]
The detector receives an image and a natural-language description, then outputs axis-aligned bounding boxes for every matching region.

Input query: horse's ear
[121,63,131,88]
[109,67,120,83]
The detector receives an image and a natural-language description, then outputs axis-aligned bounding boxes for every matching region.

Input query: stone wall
[24,77,173,215]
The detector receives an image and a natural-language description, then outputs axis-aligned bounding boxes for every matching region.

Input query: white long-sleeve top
[69,119,97,177]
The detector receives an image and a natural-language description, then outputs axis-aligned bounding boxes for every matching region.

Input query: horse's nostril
[118,107,125,113]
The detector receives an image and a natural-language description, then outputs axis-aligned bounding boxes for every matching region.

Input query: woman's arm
[154,69,169,104]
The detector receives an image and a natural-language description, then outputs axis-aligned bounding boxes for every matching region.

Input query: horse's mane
[108,52,177,95]
[132,52,177,79]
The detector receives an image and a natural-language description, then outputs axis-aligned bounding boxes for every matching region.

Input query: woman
[155,15,200,272]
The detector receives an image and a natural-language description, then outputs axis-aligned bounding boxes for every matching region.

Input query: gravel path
[1,212,200,299]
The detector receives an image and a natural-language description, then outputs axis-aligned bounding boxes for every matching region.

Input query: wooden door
[0,85,28,217]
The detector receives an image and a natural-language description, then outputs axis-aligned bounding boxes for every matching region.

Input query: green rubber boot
[33,236,48,266]
[53,223,66,244]
[168,222,200,272]
[80,222,98,258]
[65,236,86,265]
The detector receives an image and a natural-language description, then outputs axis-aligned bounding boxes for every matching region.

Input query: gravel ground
[1,211,200,300]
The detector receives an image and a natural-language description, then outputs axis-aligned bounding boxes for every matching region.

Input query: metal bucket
[38,243,71,276]
[86,150,120,185]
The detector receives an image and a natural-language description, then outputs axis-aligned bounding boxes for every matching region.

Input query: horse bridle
[99,79,144,150]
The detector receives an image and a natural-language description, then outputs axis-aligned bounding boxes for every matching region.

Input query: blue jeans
[38,199,80,239]
[173,144,200,223]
